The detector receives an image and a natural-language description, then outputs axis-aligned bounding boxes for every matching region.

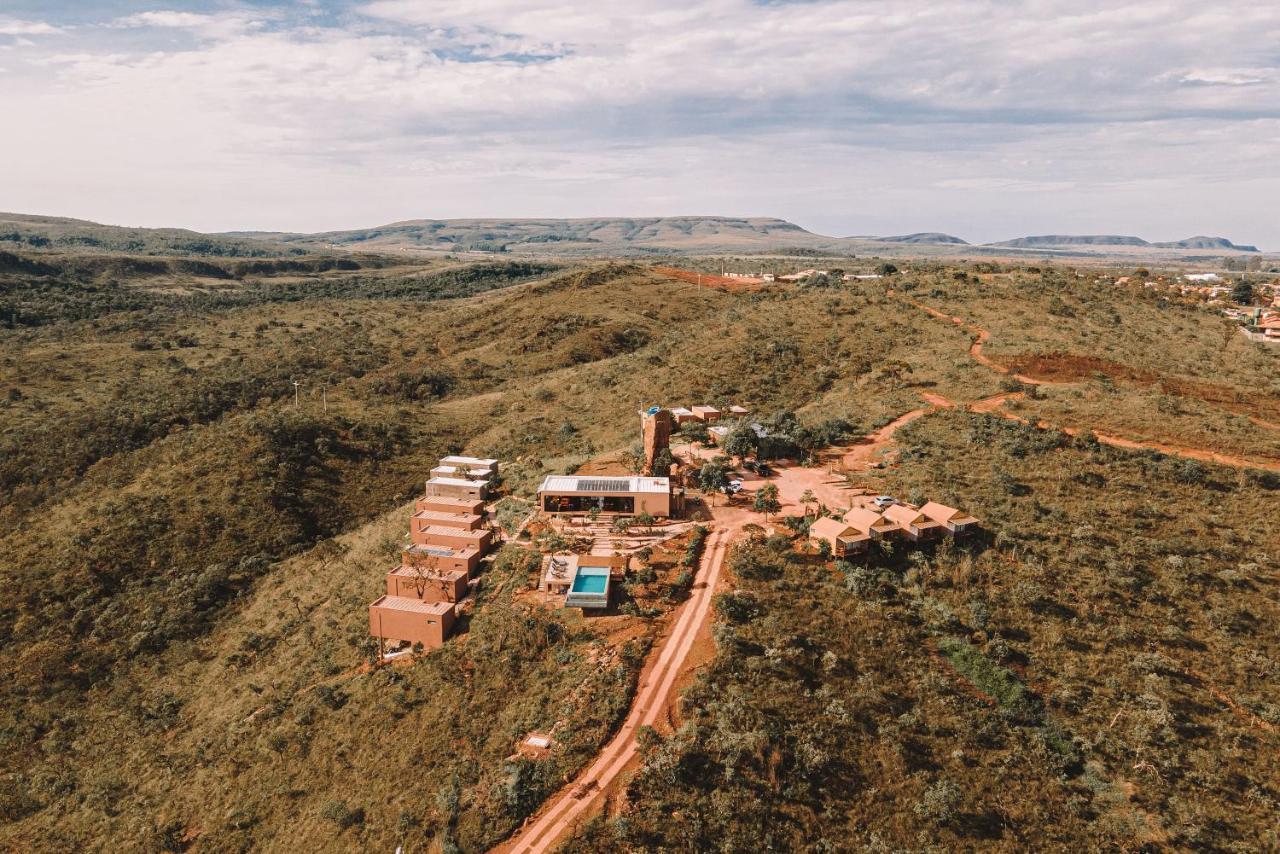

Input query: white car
[872,495,897,508]
[726,480,744,494]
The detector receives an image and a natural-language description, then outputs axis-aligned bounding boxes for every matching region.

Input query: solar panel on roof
[577,478,632,493]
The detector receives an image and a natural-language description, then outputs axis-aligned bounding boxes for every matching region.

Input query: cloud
[112,10,265,39]
[1177,67,1278,87]
[0,18,60,36]
[0,1,1278,246]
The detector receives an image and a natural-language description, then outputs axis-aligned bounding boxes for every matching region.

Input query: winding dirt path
[840,405,936,470]
[495,524,738,854]
[892,292,1280,473]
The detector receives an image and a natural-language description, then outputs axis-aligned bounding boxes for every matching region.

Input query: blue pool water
[571,569,609,594]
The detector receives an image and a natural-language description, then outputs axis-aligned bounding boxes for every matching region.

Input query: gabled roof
[882,503,932,527]
[920,501,979,525]
[843,506,889,532]
[809,517,854,540]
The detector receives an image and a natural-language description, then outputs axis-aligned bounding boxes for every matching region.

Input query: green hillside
[1,250,1277,850]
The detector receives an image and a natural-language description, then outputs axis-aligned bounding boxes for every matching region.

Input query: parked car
[756,463,773,477]
[726,480,744,494]
[872,495,897,508]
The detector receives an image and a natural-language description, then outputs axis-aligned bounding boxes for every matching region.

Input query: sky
[2,1,1278,246]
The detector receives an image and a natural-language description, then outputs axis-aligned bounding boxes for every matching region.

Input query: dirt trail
[892,291,1280,473]
[495,523,738,854]
[841,405,936,470]
[653,266,765,292]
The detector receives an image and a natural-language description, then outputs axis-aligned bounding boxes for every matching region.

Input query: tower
[640,406,673,475]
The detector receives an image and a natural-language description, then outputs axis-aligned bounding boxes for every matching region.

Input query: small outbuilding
[426,476,488,501]
[919,501,981,535]
[410,524,493,553]
[386,565,469,603]
[369,596,456,651]
[882,504,946,541]
[808,517,871,556]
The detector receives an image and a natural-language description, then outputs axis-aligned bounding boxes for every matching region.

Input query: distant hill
[1152,235,1259,252]
[251,216,838,255]
[877,232,969,245]
[0,211,304,258]
[0,212,1265,259]
[989,235,1151,248]
[989,234,1258,252]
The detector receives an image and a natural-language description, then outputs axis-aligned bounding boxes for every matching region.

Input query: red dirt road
[495,525,737,853]
[894,292,1280,472]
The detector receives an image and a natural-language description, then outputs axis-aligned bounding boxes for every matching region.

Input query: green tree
[1231,279,1254,305]
[722,424,758,462]
[619,444,646,474]
[697,460,730,504]
[753,483,781,521]
[678,420,710,445]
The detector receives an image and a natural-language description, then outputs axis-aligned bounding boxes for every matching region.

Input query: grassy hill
[1,249,1277,850]
[0,212,310,258]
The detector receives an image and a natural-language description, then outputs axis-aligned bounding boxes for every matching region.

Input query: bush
[320,799,365,829]
[938,637,1038,719]
[913,779,962,825]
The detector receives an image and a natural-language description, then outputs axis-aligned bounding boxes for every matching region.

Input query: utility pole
[293,380,300,411]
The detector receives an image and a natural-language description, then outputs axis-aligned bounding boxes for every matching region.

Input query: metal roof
[537,475,671,494]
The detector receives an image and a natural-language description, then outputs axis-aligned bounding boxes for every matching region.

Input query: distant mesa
[989,234,1258,252]
[1152,235,1259,252]
[989,234,1151,248]
[271,216,824,253]
[876,232,969,245]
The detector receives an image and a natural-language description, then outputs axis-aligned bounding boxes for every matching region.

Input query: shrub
[913,779,962,825]
[321,799,365,829]
[938,637,1037,719]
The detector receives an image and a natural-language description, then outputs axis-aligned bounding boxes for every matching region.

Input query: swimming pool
[571,567,609,594]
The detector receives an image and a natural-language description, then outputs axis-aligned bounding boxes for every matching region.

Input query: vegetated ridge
[876,232,970,245]
[0,211,1267,258]
[1,243,1278,851]
[991,234,1259,252]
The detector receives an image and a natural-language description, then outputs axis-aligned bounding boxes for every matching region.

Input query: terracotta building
[409,524,493,552]
[369,596,456,651]
[412,509,485,533]
[537,475,674,517]
[386,564,469,603]
[415,495,485,516]
[402,543,481,576]
[640,406,674,475]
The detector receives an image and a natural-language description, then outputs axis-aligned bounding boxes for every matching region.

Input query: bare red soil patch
[1002,352,1280,423]
[653,267,766,292]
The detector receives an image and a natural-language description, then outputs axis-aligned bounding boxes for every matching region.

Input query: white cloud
[1178,67,1278,87]
[112,10,265,39]
[0,18,60,36]
[0,1,1278,246]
